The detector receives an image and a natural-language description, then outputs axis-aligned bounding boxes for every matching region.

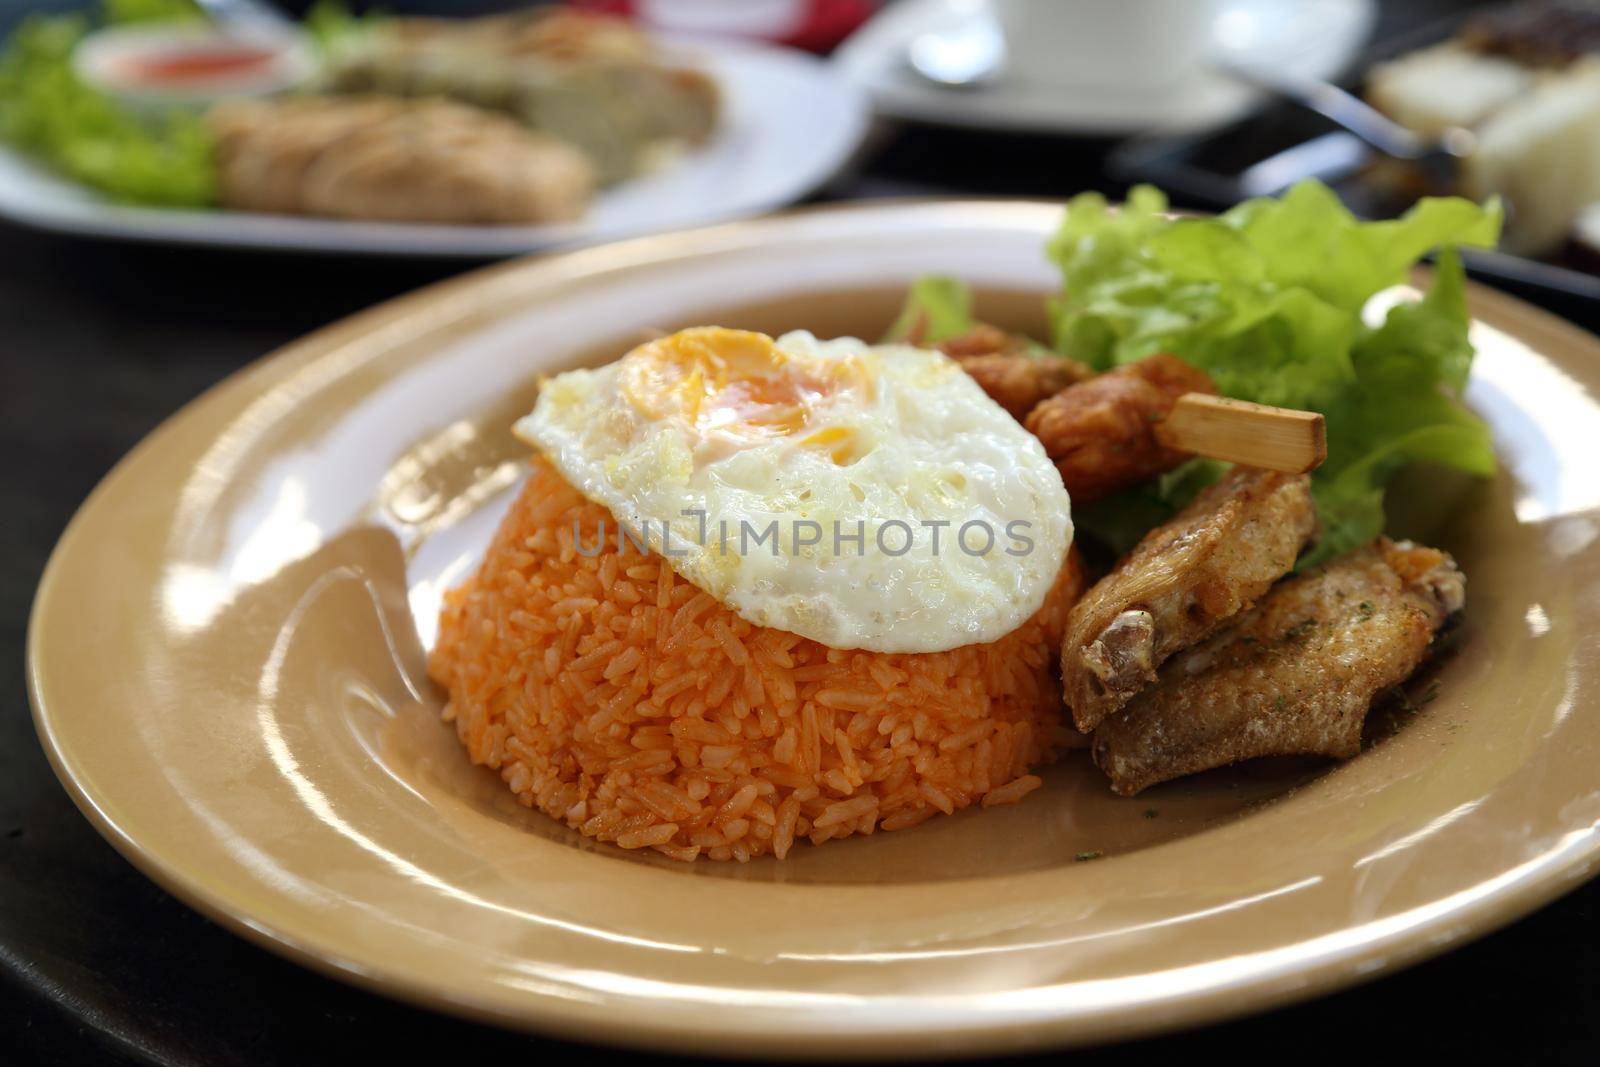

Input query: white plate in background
[0,40,868,257]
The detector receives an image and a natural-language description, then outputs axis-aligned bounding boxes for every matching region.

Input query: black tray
[1106,9,1600,315]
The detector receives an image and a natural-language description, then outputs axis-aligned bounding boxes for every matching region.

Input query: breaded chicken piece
[209,97,595,224]
[1092,540,1464,795]
[1047,546,1096,751]
[390,9,656,63]
[1061,466,1317,732]
[925,325,1092,421]
[956,352,1092,421]
[933,323,1033,359]
[209,97,406,215]
[1025,353,1216,503]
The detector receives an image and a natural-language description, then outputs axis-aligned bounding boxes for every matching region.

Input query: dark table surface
[7,2,1600,1065]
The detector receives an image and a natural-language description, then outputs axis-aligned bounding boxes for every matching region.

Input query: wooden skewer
[1154,393,1327,474]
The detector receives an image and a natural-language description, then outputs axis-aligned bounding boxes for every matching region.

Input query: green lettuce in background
[305,0,387,54]
[0,2,381,208]
[890,180,1503,565]
[0,2,214,207]
[102,0,202,23]
[883,275,976,345]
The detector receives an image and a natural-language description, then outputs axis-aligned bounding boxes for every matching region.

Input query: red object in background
[118,43,279,83]
[571,0,875,54]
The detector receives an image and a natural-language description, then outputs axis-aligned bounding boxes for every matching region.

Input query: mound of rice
[428,457,1085,862]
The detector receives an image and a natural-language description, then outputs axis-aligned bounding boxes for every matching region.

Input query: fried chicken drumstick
[931,325,1093,421]
[922,326,1315,497]
[1092,539,1464,795]
[1025,353,1217,504]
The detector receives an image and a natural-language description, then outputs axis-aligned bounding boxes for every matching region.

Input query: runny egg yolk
[617,327,873,463]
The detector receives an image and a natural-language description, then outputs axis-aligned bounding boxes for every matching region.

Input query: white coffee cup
[991,0,1218,94]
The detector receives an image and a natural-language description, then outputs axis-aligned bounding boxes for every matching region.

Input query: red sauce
[120,43,279,84]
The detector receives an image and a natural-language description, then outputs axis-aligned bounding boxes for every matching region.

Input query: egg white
[516,328,1073,653]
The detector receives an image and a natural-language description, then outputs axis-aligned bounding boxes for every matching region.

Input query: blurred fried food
[1024,353,1216,503]
[323,9,719,185]
[1061,466,1316,732]
[209,97,595,224]
[1092,539,1463,795]
[389,8,656,63]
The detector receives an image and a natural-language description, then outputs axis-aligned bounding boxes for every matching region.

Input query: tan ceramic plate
[27,202,1600,1058]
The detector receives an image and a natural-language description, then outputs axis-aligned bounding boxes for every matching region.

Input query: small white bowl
[73,22,316,111]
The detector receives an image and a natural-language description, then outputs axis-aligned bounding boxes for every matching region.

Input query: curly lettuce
[0,4,216,207]
[101,0,202,23]
[1046,180,1501,563]
[883,275,977,344]
[305,0,388,55]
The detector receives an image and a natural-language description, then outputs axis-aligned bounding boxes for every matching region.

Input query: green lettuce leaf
[1304,247,1497,564]
[883,275,976,344]
[101,0,202,23]
[0,7,216,207]
[305,0,388,55]
[1047,180,1500,563]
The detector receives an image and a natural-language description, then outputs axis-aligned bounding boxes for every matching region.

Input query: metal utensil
[1214,57,1475,187]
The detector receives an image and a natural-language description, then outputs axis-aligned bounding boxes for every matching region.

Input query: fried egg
[516,327,1073,653]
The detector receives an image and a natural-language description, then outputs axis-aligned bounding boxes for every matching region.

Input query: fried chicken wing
[1024,353,1216,503]
[1061,466,1317,732]
[1092,540,1463,795]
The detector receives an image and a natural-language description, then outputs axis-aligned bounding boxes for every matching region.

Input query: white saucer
[835,0,1376,135]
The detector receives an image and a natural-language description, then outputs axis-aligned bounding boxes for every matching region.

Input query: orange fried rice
[428,456,1085,862]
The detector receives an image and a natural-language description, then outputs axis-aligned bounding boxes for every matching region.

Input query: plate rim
[26,198,1600,1057]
